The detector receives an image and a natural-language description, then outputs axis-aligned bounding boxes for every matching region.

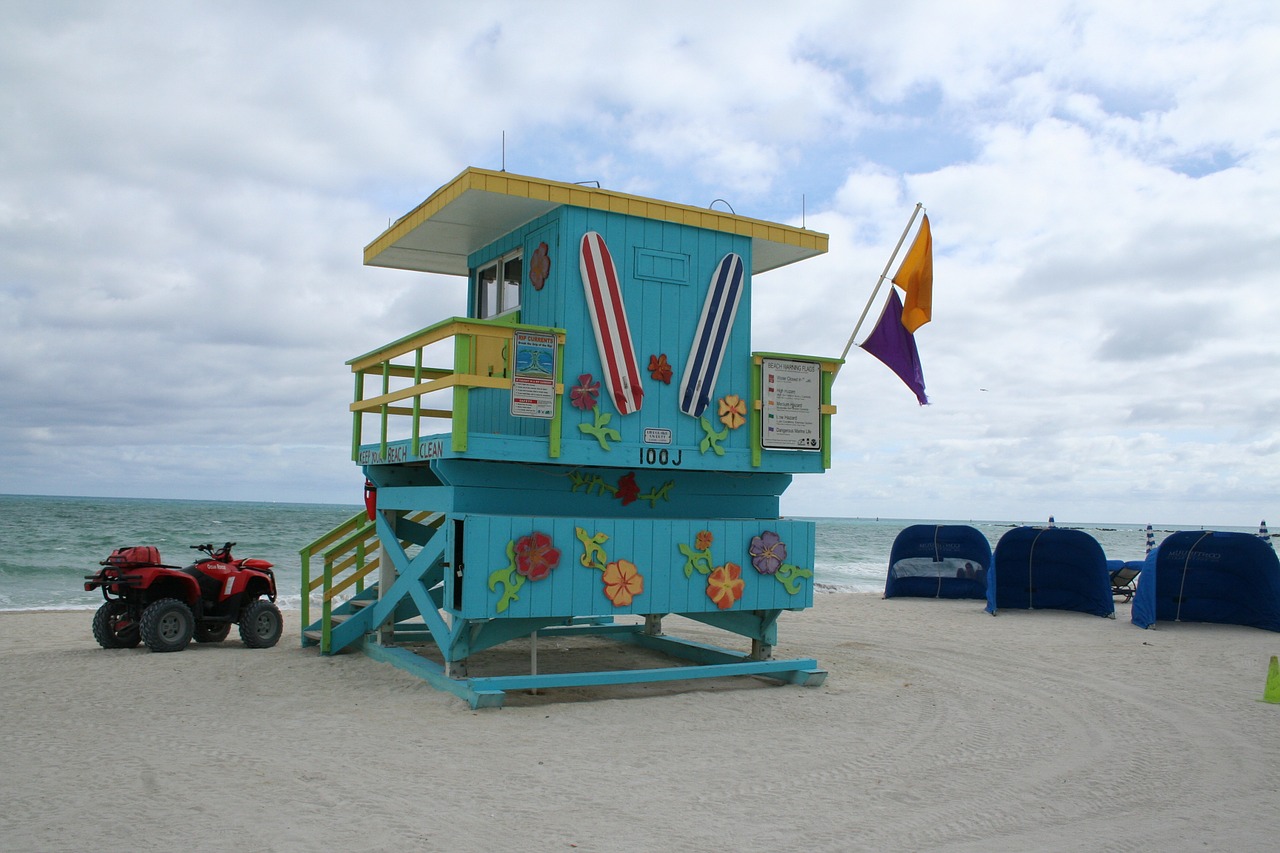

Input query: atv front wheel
[92,601,141,649]
[140,598,194,653]
[239,599,283,649]
[194,622,232,643]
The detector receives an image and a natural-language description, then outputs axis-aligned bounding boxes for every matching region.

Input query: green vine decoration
[698,416,729,456]
[568,472,618,498]
[487,540,526,613]
[774,563,814,595]
[579,405,621,450]
[638,480,675,508]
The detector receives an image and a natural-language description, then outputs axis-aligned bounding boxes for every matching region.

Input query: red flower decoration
[648,353,673,384]
[514,532,560,582]
[617,472,639,506]
[695,530,713,551]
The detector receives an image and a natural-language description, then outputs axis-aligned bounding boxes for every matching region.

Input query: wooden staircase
[299,509,443,654]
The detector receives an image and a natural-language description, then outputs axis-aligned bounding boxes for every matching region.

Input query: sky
[2,0,1278,528]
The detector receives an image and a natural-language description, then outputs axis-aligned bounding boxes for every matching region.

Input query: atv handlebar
[192,542,236,559]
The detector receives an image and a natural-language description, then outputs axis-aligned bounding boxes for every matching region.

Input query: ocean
[0,493,1241,612]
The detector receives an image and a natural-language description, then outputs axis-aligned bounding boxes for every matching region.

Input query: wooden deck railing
[347,316,566,461]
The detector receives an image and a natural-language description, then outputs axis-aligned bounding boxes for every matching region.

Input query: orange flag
[893,214,932,333]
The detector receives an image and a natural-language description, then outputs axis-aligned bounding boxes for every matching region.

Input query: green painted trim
[750,358,762,467]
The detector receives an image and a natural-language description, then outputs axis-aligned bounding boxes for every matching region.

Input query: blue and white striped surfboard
[678,252,745,417]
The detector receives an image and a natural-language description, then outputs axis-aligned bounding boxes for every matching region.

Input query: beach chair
[1110,563,1141,602]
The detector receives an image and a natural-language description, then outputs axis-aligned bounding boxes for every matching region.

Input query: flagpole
[837,202,923,367]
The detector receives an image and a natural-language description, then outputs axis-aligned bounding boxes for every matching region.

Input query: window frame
[474,248,523,320]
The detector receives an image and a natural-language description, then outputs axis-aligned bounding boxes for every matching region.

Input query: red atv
[84,542,283,653]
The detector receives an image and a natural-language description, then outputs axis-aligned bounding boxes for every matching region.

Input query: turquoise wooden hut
[301,168,839,707]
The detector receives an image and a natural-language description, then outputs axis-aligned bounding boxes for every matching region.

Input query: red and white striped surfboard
[579,231,644,415]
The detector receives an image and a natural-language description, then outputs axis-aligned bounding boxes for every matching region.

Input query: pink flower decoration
[570,374,600,410]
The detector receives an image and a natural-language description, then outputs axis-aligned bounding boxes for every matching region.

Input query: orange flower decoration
[603,559,644,607]
[718,394,746,430]
[695,530,713,551]
[706,562,744,610]
[648,353,673,384]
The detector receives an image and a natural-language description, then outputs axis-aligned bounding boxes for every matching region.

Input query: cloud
[1,1,1278,526]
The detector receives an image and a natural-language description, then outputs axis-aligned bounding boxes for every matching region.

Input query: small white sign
[643,428,672,445]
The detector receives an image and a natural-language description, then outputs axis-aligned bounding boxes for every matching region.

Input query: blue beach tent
[884,524,992,599]
[1132,530,1280,632]
[986,526,1114,617]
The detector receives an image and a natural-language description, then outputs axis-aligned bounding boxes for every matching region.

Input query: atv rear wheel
[92,601,141,649]
[194,621,232,643]
[140,598,194,653]
[239,598,283,649]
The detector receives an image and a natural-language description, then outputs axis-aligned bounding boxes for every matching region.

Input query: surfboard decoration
[579,231,644,415]
[678,252,745,417]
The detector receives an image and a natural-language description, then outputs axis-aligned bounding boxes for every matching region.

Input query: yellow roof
[364,167,828,276]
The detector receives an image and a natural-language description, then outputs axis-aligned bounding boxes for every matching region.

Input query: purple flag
[860,288,928,405]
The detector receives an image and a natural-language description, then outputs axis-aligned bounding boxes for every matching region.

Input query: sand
[2,595,1278,852]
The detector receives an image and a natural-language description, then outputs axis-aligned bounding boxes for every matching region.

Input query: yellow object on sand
[1264,655,1280,704]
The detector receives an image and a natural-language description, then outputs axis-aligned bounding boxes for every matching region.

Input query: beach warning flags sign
[1264,655,1280,704]
[893,214,933,333]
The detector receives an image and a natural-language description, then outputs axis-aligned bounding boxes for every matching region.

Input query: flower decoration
[648,353,672,384]
[748,531,787,576]
[529,241,551,291]
[695,530,714,551]
[514,532,561,581]
[616,472,639,506]
[570,374,600,411]
[603,559,644,607]
[489,532,559,613]
[707,563,744,610]
[718,394,746,430]
[576,527,644,609]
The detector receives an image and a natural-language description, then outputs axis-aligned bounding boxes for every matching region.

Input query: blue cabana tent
[1132,530,1280,632]
[987,526,1114,617]
[884,524,991,599]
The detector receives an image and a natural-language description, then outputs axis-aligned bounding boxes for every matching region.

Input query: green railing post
[379,362,391,461]
[299,546,312,633]
[321,555,334,654]
[351,371,364,461]
[451,332,471,452]
[549,334,564,458]
[411,347,423,449]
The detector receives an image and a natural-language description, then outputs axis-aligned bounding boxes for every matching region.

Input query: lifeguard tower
[301,168,840,708]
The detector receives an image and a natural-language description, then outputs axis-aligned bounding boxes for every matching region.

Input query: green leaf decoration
[677,542,715,578]
[698,416,728,456]
[575,526,609,571]
[487,540,527,613]
[580,405,622,451]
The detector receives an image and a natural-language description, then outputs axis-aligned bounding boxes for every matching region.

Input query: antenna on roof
[501,131,506,172]
[708,198,735,214]
[802,194,806,229]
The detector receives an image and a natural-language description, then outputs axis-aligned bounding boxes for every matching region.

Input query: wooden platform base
[354,621,827,709]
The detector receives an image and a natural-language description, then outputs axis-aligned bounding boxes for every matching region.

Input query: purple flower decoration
[749,531,787,575]
[570,373,600,410]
